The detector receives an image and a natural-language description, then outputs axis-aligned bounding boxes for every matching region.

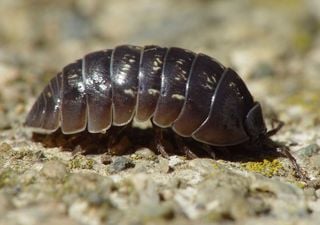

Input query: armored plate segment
[135,45,167,121]
[153,47,196,127]
[111,45,141,126]
[192,68,254,146]
[172,54,225,137]
[83,50,113,133]
[61,60,87,134]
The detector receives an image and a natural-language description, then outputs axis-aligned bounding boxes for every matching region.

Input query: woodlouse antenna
[263,137,309,181]
[276,145,308,180]
[264,119,308,180]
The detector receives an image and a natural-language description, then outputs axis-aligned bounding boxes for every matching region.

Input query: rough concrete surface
[0,0,320,224]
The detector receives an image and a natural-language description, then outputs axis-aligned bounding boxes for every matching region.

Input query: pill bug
[25,44,305,178]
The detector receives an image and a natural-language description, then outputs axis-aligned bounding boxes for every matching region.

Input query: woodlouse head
[244,102,267,142]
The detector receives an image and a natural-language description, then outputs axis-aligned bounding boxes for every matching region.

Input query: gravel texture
[0,0,320,224]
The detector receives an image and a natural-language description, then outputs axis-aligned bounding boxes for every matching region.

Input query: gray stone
[168,156,185,168]
[41,160,68,180]
[158,157,170,173]
[108,156,135,173]
[100,153,112,165]
[134,148,157,160]
[129,173,160,205]
[297,144,320,157]
[250,178,308,218]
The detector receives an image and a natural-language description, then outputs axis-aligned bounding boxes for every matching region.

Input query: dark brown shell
[25,44,267,146]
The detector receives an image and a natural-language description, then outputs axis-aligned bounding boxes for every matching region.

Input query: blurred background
[0,0,319,132]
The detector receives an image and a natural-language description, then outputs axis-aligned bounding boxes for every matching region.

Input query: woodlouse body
[25,45,267,147]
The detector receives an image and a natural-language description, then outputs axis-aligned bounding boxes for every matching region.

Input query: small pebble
[0,142,11,152]
[101,153,112,165]
[160,189,174,201]
[108,156,135,173]
[297,144,319,157]
[158,157,170,173]
[168,156,184,168]
[134,148,156,160]
[41,160,68,180]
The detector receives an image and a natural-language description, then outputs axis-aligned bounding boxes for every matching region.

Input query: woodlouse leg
[154,127,170,158]
[174,135,198,159]
[201,144,216,159]
[107,125,131,155]
[276,146,308,181]
[266,119,284,137]
[107,126,126,147]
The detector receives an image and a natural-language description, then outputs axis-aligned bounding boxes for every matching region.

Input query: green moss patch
[68,155,95,170]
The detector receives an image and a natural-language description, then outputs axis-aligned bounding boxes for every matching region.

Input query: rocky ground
[0,0,320,224]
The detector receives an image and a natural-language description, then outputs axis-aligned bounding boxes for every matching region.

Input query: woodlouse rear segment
[26,73,62,132]
[25,44,263,147]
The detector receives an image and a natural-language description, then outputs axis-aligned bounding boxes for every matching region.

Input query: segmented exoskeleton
[25,44,268,146]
